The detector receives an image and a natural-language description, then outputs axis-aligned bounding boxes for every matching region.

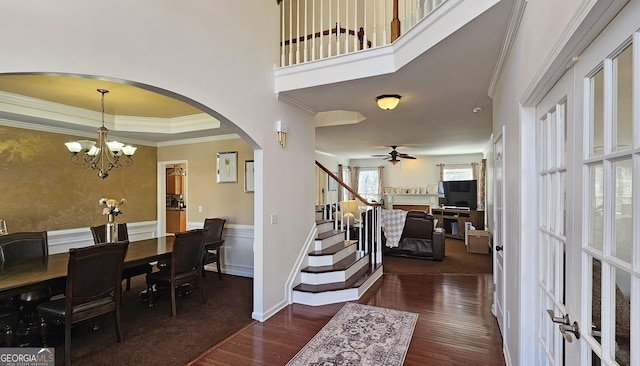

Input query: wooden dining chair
[0,246,18,346]
[37,241,129,366]
[90,223,152,290]
[202,218,226,279]
[146,229,206,317]
[0,231,53,345]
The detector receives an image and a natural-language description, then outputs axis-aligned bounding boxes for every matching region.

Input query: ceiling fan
[372,146,416,165]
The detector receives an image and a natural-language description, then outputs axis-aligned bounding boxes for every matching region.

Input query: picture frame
[217,151,238,183]
[244,160,255,192]
[328,172,338,191]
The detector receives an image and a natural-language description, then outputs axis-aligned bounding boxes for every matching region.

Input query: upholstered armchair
[387,211,445,261]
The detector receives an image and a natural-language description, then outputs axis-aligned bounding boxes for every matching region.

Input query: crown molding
[155,134,242,147]
[275,93,317,115]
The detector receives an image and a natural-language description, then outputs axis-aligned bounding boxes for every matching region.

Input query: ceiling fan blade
[372,154,390,157]
[399,155,416,159]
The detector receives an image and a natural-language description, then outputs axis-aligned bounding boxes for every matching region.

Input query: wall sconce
[276,120,287,148]
[376,94,401,110]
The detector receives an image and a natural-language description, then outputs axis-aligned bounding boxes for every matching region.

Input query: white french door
[534,8,638,366]
[493,127,506,335]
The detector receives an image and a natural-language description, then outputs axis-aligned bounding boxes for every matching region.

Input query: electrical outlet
[198,205,202,213]
[271,214,278,224]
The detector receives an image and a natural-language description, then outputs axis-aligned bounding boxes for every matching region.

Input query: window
[443,167,473,181]
[357,168,380,202]
[341,166,351,201]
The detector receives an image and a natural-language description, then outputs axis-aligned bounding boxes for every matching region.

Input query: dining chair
[0,231,53,345]
[202,218,226,280]
[146,229,206,317]
[90,223,152,291]
[0,246,18,346]
[37,241,129,366]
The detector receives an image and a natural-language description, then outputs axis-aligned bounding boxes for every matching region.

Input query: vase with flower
[99,198,126,243]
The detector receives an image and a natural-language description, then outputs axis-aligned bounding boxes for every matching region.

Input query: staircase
[292,213,384,306]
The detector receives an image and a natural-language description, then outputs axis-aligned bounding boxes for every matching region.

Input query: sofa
[384,211,445,261]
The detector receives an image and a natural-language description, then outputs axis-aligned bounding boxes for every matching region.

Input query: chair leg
[64,321,72,366]
[216,259,223,280]
[199,275,206,304]
[170,283,177,317]
[39,318,48,347]
[126,278,131,291]
[147,281,154,308]
[114,308,123,343]
[3,324,14,347]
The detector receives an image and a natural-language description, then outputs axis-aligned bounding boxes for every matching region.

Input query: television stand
[432,208,484,240]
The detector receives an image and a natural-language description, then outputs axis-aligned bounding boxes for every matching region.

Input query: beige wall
[158,138,254,226]
[0,125,157,232]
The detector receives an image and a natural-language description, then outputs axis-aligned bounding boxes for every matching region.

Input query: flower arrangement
[99,198,126,217]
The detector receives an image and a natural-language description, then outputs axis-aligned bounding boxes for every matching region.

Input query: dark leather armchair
[38,241,129,366]
[146,229,206,317]
[90,223,152,290]
[202,218,226,279]
[387,211,445,261]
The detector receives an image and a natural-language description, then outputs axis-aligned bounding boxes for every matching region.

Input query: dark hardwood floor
[188,272,505,366]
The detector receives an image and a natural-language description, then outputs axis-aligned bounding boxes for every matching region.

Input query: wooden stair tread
[315,229,344,240]
[294,263,382,293]
[302,252,366,273]
[308,240,357,256]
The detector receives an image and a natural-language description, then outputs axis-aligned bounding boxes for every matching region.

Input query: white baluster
[304,0,308,62]
[281,0,286,66]
[312,0,316,61]
[328,0,332,58]
[288,0,293,66]
[320,0,324,59]
[416,0,422,24]
[372,0,376,47]
[344,1,349,54]
[296,0,300,64]
[363,0,367,49]
[353,0,358,51]
[336,1,340,55]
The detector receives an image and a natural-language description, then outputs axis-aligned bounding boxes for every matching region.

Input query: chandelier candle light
[65,89,137,179]
[100,198,125,243]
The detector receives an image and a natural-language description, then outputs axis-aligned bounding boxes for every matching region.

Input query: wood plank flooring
[189,273,505,366]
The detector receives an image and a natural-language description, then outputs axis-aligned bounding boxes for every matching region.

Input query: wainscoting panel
[47,221,158,254]
[188,222,254,278]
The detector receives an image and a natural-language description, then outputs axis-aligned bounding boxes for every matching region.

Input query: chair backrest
[203,218,226,245]
[172,229,205,275]
[66,241,129,308]
[401,211,434,240]
[0,231,48,266]
[90,223,129,244]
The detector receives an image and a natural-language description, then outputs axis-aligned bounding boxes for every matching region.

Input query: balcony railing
[279,0,447,67]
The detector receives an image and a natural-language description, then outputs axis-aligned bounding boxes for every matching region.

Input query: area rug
[286,302,418,366]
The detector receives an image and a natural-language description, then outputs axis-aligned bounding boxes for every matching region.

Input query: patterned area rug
[286,302,418,366]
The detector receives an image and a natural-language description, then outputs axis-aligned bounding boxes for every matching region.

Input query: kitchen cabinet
[166,209,186,233]
[166,174,183,194]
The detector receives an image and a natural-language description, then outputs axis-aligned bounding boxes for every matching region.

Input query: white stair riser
[293,266,384,306]
[308,244,356,267]
[314,233,344,251]
[300,256,369,285]
[317,221,333,233]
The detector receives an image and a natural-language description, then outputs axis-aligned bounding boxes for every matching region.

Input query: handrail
[315,161,381,207]
[281,26,372,50]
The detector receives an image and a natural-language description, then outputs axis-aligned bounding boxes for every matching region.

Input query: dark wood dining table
[0,236,175,298]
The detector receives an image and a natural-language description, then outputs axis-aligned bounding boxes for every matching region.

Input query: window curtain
[479,159,486,206]
[351,166,360,200]
[338,164,344,202]
[377,166,384,202]
[438,164,444,181]
[472,162,478,180]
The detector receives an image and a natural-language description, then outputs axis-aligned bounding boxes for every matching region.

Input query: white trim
[156,134,243,147]
[47,221,158,254]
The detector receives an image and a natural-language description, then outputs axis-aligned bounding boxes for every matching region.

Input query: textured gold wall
[0,125,157,232]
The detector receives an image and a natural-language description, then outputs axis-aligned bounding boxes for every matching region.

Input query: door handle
[547,309,580,342]
[495,245,503,251]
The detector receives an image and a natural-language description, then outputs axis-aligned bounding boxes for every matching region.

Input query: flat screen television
[440,180,477,210]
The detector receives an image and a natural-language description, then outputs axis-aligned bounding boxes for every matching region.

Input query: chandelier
[64,89,137,179]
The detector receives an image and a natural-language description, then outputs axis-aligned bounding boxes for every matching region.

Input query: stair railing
[278,0,448,67]
[316,161,383,265]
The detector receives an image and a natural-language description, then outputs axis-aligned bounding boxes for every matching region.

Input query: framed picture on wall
[217,151,237,183]
[328,172,338,191]
[245,160,254,192]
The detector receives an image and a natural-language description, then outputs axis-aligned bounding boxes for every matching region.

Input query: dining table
[0,236,175,299]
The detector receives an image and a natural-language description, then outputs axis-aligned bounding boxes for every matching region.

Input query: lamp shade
[376,94,401,110]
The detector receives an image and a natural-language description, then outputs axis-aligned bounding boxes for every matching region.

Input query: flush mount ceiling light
[376,94,401,110]
[472,106,484,113]
[64,89,137,179]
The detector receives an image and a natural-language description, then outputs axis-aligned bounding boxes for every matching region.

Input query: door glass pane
[540,117,548,170]
[549,110,557,168]
[591,258,603,347]
[613,159,632,263]
[561,102,567,165]
[560,171,566,235]
[614,45,633,151]
[549,173,557,232]
[614,268,631,366]
[590,68,604,156]
[589,164,604,251]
